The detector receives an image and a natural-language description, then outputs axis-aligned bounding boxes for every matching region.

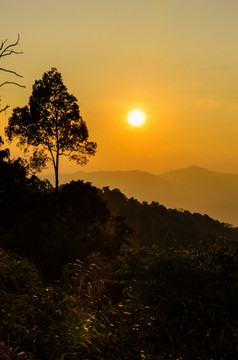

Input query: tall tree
[0,34,25,113]
[5,68,97,191]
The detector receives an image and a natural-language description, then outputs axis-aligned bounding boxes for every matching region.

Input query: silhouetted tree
[5,68,96,191]
[0,34,25,113]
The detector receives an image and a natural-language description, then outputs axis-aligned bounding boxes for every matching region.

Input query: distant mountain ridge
[42,166,238,226]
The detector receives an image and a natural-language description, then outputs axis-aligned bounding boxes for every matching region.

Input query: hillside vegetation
[47,166,238,226]
[0,146,238,359]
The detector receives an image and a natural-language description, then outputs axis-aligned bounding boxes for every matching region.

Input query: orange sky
[1,0,238,175]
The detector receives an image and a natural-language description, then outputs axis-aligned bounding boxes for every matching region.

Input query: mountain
[45,169,178,202]
[100,186,238,248]
[42,166,238,226]
[160,166,238,226]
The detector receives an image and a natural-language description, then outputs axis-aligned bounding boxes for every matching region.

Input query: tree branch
[0,67,23,78]
[0,105,9,113]
[46,156,54,163]
[0,34,23,58]
[47,144,56,170]
[0,81,26,88]
[0,50,24,57]
[0,39,8,52]
[0,34,25,102]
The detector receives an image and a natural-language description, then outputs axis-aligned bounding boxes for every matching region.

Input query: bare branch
[0,105,9,113]
[0,34,23,58]
[0,67,23,78]
[0,39,7,52]
[0,35,25,112]
[1,50,24,58]
[0,81,26,88]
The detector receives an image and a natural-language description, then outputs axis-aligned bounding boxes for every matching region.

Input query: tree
[5,68,97,191]
[0,34,25,113]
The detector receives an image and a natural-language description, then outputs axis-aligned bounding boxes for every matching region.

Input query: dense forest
[0,138,238,359]
[0,66,237,359]
[100,186,238,247]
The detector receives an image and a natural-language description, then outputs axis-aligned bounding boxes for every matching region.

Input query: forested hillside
[0,141,237,359]
[100,186,238,248]
[49,166,238,226]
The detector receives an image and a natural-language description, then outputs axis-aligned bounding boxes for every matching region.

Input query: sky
[1,0,238,175]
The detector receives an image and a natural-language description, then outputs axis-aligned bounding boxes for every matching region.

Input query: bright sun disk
[127,109,146,127]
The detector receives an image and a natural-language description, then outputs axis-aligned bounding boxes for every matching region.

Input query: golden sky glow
[1,1,238,175]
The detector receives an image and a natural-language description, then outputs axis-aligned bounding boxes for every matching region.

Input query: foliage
[1,241,237,359]
[0,142,53,275]
[114,241,238,359]
[0,140,50,234]
[0,248,41,293]
[5,68,96,189]
[0,249,117,359]
[0,161,129,279]
[101,186,238,248]
[0,249,41,359]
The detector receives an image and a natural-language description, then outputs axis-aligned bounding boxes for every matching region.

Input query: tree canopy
[5,68,96,189]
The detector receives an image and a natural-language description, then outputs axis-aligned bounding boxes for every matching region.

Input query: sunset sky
[1,0,238,175]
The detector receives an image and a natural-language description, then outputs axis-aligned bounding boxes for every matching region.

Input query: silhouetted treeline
[0,148,129,279]
[100,186,238,247]
[1,143,238,280]
[0,144,238,359]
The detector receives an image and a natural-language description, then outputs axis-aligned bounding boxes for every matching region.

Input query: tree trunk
[55,112,60,232]
[55,164,59,192]
[55,162,59,232]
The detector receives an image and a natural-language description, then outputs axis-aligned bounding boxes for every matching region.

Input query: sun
[127,109,146,127]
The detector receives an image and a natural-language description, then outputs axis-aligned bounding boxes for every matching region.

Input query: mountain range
[43,166,238,227]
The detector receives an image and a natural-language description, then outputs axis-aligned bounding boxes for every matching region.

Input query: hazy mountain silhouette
[43,166,238,226]
[160,166,238,226]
